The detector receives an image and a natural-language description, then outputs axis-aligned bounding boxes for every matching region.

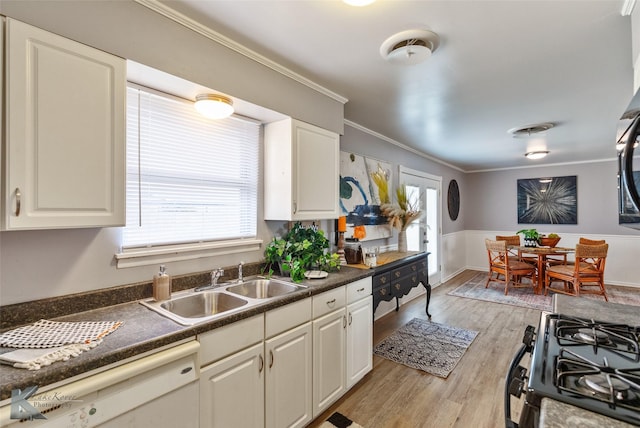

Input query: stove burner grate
[554,315,640,359]
[556,348,640,411]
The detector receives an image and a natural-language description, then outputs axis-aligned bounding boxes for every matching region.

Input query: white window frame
[115,84,262,268]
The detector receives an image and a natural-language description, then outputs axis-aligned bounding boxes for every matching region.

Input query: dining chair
[544,243,609,301]
[495,235,536,266]
[485,239,537,295]
[579,237,606,245]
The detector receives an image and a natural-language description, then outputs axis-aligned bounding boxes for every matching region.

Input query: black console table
[371,252,431,318]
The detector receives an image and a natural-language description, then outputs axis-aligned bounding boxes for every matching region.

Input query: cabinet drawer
[313,286,345,318]
[373,272,390,289]
[265,297,312,338]
[198,315,264,366]
[346,277,372,304]
[374,284,392,301]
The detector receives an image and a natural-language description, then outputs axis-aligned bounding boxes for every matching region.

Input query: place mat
[0,319,123,348]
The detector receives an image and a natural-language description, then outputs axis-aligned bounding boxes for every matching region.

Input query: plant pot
[523,238,538,247]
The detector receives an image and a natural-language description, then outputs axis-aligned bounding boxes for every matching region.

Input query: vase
[398,229,408,253]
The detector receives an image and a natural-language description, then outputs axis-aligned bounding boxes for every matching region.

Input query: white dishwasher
[0,340,200,428]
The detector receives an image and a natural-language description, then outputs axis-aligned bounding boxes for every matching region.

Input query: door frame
[399,166,442,286]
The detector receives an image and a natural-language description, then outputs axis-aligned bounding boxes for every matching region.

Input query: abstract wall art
[517,175,577,224]
[339,152,393,241]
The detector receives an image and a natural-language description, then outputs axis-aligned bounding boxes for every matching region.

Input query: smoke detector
[380,29,440,65]
[507,122,555,137]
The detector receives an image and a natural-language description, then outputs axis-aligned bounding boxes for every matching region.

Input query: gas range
[506,312,640,427]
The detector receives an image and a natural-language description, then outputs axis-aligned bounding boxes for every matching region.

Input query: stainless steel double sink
[140,278,307,325]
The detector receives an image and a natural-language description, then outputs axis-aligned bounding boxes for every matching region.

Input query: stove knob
[508,365,527,398]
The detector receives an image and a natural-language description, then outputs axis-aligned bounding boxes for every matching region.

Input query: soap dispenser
[153,265,172,301]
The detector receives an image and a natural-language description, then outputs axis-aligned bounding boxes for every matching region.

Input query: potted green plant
[517,228,540,247]
[263,222,340,282]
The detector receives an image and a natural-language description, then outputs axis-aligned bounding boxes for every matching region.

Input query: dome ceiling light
[507,122,555,138]
[525,151,550,160]
[380,29,440,65]
[194,94,234,119]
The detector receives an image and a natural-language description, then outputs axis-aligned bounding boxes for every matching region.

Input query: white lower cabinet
[312,286,347,418]
[346,278,373,389]
[265,322,313,428]
[199,299,312,428]
[346,295,373,389]
[199,316,265,428]
[312,307,346,418]
[198,279,372,427]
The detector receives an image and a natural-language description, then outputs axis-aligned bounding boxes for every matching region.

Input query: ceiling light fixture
[343,0,375,6]
[525,151,549,160]
[194,94,234,119]
[380,29,440,65]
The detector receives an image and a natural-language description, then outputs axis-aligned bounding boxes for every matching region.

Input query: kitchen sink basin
[141,291,249,325]
[224,279,305,299]
[161,291,248,318]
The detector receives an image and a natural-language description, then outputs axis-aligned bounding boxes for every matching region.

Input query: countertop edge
[0,267,373,401]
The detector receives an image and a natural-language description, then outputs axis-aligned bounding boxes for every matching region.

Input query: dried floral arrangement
[371,165,422,231]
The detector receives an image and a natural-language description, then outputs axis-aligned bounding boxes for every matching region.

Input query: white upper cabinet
[2,18,125,230]
[264,118,339,220]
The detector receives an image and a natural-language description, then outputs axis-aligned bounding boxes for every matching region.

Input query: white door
[265,322,313,428]
[399,166,441,286]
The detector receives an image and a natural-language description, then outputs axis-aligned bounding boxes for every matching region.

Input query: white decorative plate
[304,270,329,279]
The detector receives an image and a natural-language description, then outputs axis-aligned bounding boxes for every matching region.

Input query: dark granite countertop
[553,294,640,325]
[0,266,372,402]
[540,399,636,428]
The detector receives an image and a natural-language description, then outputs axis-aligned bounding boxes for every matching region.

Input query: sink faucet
[195,268,225,292]
[237,261,244,283]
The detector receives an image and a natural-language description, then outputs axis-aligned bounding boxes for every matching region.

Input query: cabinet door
[312,308,346,418]
[3,18,125,230]
[346,296,373,389]
[265,322,312,428]
[200,343,264,428]
[293,120,339,220]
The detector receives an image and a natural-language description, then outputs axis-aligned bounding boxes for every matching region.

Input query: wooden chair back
[486,238,508,267]
[578,237,606,245]
[573,243,608,276]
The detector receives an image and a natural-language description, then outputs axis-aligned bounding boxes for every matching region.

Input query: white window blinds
[123,86,259,248]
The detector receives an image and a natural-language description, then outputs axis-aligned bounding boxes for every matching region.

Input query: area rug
[448,271,640,312]
[373,318,478,378]
[320,412,363,428]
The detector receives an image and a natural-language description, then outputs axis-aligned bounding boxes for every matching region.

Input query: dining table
[509,245,575,294]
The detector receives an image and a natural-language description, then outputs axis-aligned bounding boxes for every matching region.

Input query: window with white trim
[123,85,259,249]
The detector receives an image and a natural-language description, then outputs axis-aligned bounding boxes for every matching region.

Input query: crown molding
[134,0,348,104]
[621,0,636,16]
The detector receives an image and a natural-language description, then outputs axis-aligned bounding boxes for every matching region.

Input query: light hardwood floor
[309,269,541,428]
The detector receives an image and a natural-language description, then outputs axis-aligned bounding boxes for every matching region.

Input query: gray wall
[465,160,640,236]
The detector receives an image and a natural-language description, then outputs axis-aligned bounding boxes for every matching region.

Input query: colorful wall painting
[339,152,392,241]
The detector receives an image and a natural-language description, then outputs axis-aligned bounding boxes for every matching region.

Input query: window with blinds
[123,86,259,248]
